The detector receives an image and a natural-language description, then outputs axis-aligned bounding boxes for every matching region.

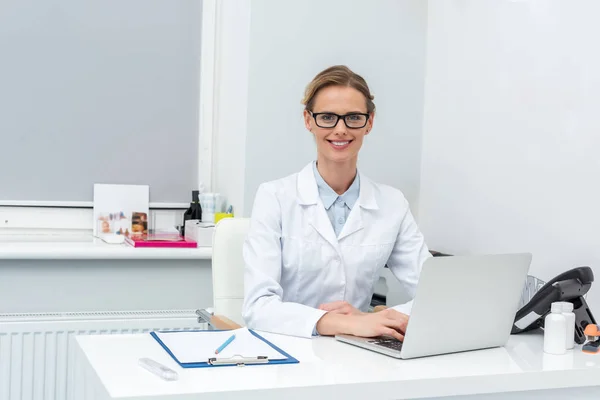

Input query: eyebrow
[313,110,368,114]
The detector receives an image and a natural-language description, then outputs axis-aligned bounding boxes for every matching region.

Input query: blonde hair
[302,65,375,113]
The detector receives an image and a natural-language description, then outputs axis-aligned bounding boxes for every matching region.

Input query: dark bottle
[182,190,202,236]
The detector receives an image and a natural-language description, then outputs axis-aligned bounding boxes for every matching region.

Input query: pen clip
[208,355,268,366]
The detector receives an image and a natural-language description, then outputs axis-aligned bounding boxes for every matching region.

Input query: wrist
[316,313,362,336]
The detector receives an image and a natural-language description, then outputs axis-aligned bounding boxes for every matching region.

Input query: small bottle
[544,302,567,355]
[561,302,576,350]
[182,190,202,236]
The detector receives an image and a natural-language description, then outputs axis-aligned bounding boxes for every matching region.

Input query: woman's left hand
[318,301,363,315]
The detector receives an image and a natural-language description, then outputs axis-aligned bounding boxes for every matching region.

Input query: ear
[365,111,375,135]
[303,109,313,131]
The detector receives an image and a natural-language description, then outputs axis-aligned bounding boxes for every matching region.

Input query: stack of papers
[153,328,287,363]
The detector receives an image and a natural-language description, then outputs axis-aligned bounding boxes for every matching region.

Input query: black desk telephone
[512,266,596,344]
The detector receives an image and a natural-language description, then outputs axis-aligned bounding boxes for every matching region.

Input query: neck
[316,156,357,195]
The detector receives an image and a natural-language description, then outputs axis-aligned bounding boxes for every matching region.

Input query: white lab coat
[242,162,431,338]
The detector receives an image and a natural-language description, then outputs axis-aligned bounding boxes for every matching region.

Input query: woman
[242,65,431,339]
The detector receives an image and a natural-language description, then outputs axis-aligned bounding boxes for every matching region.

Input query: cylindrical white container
[199,193,216,223]
[561,302,576,350]
[544,302,567,355]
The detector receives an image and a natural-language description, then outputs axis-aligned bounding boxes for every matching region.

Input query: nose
[333,117,347,136]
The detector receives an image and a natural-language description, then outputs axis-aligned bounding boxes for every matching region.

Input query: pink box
[124,234,197,248]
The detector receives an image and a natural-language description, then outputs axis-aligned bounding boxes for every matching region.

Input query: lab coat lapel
[337,173,378,242]
[337,207,364,241]
[296,163,340,251]
[308,204,339,250]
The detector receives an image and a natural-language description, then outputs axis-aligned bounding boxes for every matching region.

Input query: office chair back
[211,217,250,326]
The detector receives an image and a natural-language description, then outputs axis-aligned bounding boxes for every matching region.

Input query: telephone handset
[512,266,596,344]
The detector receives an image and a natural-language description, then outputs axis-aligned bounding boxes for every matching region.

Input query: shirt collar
[312,161,360,210]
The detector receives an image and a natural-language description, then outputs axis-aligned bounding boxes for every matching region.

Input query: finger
[382,308,409,320]
[382,317,408,334]
[390,313,409,328]
[319,305,341,312]
[381,327,404,342]
[383,309,409,325]
[319,303,340,311]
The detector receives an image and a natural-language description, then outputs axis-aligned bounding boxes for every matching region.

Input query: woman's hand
[318,301,363,316]
[346,309,408,341]
[316,308,408,341]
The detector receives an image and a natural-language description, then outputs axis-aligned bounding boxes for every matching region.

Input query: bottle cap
[551,302,563,313]
[562,302,573,312]
[192,190,199,202]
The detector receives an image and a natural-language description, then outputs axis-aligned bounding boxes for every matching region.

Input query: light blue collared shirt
[312,162,360,238]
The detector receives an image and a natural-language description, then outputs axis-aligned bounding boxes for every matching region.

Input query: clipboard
[150,329,299,368]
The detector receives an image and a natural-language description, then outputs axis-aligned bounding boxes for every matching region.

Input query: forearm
[244,294,327,338]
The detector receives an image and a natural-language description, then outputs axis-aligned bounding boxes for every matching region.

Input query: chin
[326,152,356,164]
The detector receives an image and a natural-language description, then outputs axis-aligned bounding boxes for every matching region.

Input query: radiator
[0,310,208,400]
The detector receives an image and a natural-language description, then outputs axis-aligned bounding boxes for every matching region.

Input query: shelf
[0,234,212,260]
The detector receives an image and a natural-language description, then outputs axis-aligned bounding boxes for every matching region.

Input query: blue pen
[215,334,236,354]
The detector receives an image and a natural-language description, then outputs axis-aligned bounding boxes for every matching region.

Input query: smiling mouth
[327,139,353,147]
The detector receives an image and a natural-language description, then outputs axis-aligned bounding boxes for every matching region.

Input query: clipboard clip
[208,355,269,367]
[196,308,213,324]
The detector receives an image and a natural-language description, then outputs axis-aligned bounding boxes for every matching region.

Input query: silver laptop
[336,253,532,359]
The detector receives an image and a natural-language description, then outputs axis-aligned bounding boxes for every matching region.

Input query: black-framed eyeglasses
[310,112,370,129]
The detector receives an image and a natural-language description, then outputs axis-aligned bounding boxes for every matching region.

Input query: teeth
[331,141,349,146]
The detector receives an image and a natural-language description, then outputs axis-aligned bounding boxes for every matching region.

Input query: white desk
[74,330,600,400]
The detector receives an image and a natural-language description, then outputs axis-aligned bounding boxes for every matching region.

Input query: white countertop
[0,234,212,260]
[75,330,600,400]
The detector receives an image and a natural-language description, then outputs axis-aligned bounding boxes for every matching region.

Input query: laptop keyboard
[370,337,403,351]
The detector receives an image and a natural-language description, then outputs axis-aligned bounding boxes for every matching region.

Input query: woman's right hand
[316,308,408,341]
[347,309,407,341]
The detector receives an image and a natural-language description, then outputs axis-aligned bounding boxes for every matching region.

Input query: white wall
[211,0,251,216]
[241,0,428,215]
[420,1,600,311]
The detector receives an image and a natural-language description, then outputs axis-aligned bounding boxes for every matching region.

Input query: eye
[347,114,364,121]
[319,114,335,121]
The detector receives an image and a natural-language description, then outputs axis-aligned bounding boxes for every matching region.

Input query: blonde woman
[242,65,431,339]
